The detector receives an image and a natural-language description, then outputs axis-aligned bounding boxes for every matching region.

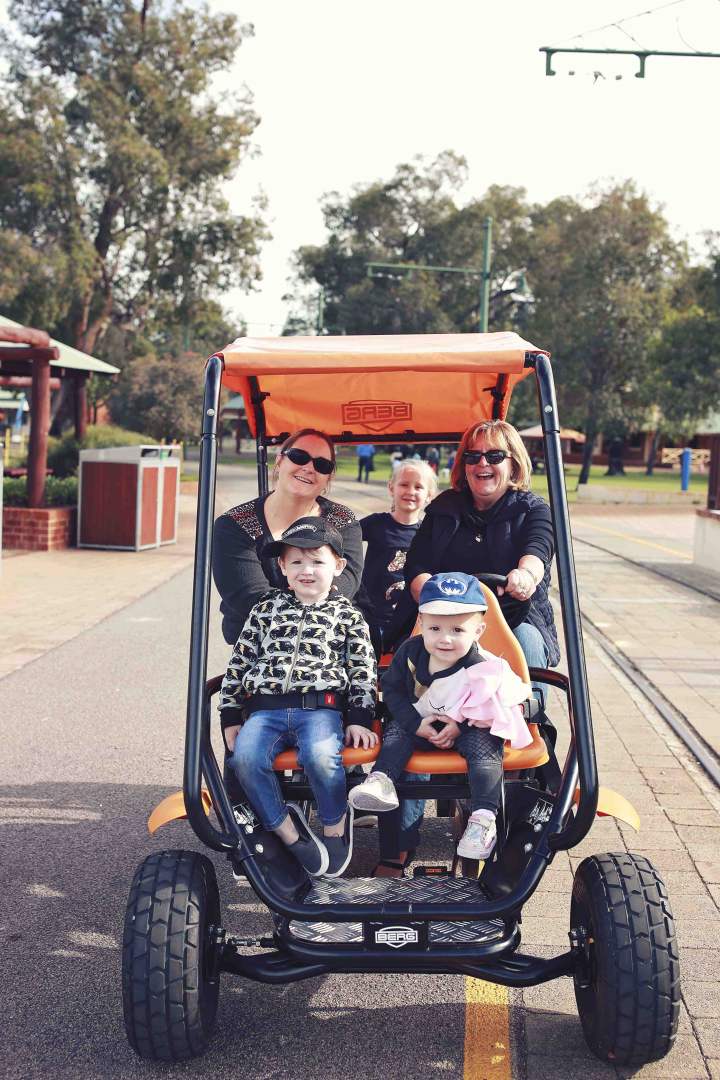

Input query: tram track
[573,535,720,790]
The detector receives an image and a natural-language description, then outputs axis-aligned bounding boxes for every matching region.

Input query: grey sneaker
[348,772,399,812]
[285,804,329,877]
[457,810,497,860]
[323,804,354,878]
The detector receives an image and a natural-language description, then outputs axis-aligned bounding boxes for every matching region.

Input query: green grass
[529,464,708,503]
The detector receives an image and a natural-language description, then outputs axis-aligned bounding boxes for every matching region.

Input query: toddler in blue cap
[350,571,532,861]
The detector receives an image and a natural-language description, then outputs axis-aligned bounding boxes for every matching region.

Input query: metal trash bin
[77,444,181,550]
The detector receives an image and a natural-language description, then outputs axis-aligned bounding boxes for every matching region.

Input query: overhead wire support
[540,45,720,78]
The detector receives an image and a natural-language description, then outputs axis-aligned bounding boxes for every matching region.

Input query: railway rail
[574,534,720,789]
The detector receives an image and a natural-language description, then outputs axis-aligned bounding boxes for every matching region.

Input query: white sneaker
[457,810,497,860]
[348,772,399,812]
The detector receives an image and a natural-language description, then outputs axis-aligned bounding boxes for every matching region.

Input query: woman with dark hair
[373,418,559,877]
[212,428,363,649]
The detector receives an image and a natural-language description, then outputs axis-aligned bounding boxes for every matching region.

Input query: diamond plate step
[289,875,505,945]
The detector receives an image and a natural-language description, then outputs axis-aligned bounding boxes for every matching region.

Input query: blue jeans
[513,621,551,709]
[230,708,346,830]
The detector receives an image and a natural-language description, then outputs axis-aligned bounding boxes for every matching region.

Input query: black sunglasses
[282,447,335,475]
[462,449,510,466]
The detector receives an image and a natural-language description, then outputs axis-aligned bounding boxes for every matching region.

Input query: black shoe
[285,804,329,877]
[323,804,354,878]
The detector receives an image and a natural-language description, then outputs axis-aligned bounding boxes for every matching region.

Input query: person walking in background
[426,446,440,474]
[356,443,376,482]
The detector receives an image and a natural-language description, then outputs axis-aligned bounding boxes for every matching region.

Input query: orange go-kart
[121,332,679,1066]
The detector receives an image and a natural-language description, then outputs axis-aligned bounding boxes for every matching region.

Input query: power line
[549,0,688,48]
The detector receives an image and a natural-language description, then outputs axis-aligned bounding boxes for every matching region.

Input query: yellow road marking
[576,522,691,559]
[464,977,512,1079]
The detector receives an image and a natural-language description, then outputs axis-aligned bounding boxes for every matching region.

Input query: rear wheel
[122,850,221,1061]
[571,852,679,1065]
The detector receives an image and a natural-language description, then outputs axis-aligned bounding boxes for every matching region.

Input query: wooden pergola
[0,319,119,507]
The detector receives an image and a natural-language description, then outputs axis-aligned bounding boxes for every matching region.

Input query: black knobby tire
[571,852,680,1066]
[122,850,221,1061]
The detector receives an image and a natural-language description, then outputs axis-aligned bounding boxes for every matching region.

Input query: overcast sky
[209,0,720,335]
[3,0,720,336]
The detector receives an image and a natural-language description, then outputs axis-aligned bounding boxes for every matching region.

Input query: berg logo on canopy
[341,400,412,433]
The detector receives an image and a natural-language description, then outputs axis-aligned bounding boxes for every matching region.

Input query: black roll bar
[184,354,237,851]
[529,351,598,846]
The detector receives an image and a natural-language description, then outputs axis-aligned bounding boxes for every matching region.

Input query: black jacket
[219,589,376,728]
[213,494,363,646]
[382,636,485,734]
[404,488,560,667]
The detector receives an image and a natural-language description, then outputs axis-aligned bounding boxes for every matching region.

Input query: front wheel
[571,852,679,1066]
[122,850,221,1061]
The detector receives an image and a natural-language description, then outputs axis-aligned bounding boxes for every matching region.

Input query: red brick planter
[2,506,77,551]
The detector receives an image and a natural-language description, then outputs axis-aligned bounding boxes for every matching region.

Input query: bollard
[680,447,692,491]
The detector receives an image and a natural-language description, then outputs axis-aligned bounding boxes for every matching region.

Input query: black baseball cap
[262,517,344,559]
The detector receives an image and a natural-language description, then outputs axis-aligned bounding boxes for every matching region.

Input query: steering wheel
[475,572,508,595]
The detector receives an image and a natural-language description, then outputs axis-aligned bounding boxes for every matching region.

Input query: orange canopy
[220,331,547,441]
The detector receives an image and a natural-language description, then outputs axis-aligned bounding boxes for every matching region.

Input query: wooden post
[73,374,88,440]
[707,435,720,511]
[28,355,51,508]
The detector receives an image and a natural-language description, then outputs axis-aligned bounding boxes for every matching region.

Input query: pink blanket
[413,653,533,748]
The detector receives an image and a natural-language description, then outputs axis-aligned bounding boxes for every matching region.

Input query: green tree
[0,0,268,424]
[526,184,683,483]
[109,350,204,442]
[643,244,720,470]
[288,152,534,336]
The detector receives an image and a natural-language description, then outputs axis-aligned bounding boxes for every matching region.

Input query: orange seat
[273,743,379,771]
[273,582,549,776]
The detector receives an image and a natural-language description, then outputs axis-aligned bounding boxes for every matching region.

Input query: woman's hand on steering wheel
[501,567,538,601]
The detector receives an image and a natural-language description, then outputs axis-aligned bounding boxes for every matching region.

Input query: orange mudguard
[148,788,213,834]
[574,785,640,831]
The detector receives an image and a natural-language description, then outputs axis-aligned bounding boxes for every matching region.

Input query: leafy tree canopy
[0,0,267,364]
[289,159,709,479]
[647,240,720,442]
[526,181,684,478]
[289,152,534,336]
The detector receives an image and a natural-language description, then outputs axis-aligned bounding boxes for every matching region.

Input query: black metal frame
[183,350,598,985]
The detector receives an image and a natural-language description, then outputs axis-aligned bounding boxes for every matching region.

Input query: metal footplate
[288,876,505,946]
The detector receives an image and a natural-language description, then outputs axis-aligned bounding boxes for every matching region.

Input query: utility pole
[316,286,325,335]
[366,216,494,333]
[540,45,720,79]
[479,216,492,333]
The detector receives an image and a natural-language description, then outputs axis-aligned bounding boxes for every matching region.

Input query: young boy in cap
[349,572,532,860]
[220,517,377,879]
